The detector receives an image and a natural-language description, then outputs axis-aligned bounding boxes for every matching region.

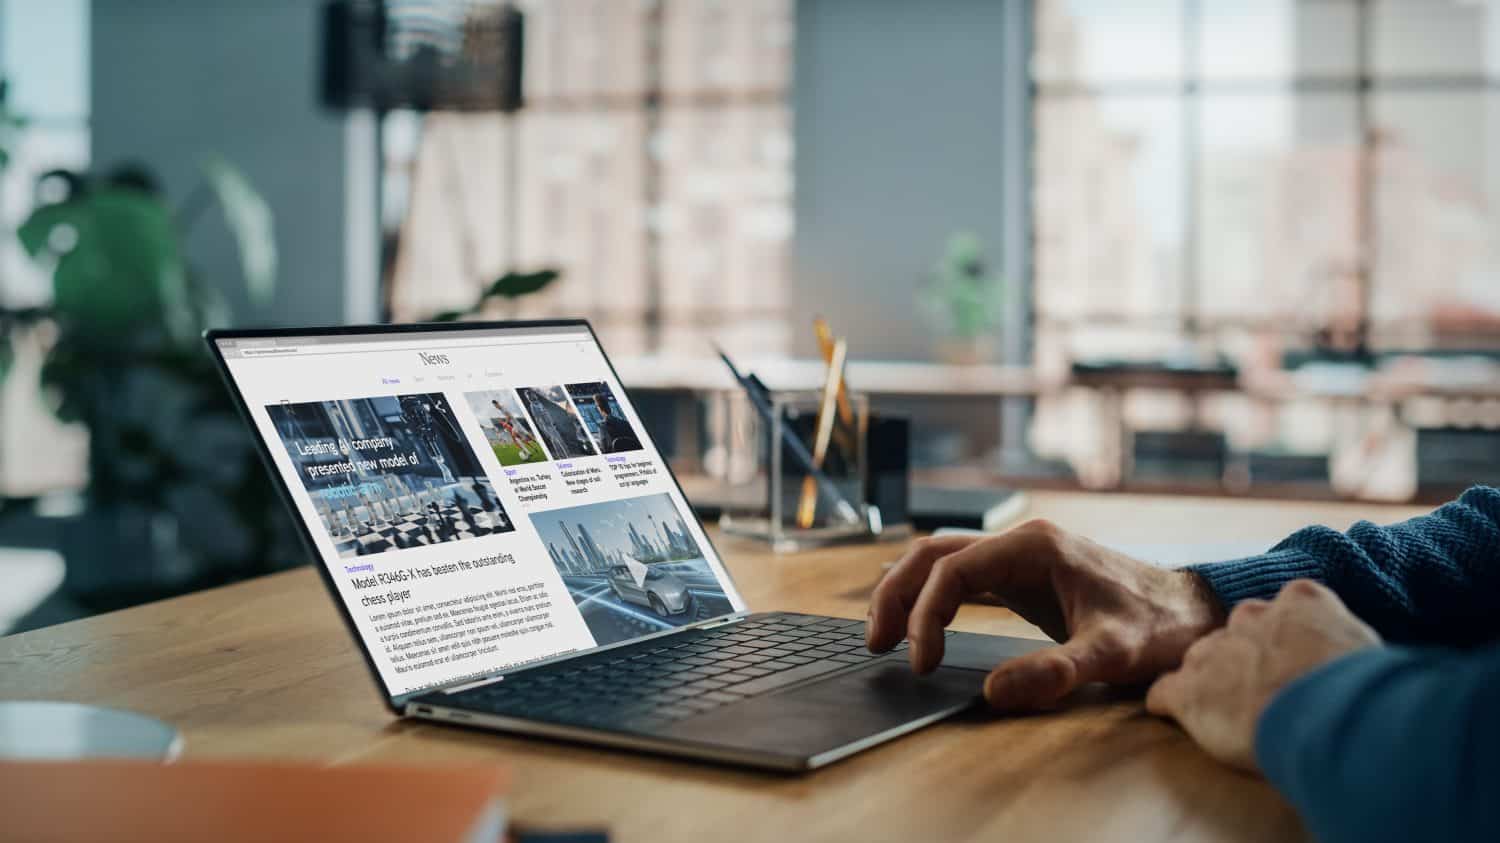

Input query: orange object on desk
[0,758,509,843]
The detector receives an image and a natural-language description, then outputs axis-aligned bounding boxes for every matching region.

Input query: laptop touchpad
[939,632,1054,673]
[663,660,981,759]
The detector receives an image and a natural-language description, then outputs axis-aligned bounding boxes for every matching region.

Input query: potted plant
[922,231,1006,365]
[0,67,568,616]
[0,155,298,609]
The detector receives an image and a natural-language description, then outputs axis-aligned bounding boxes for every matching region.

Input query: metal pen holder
[715,389,880,552]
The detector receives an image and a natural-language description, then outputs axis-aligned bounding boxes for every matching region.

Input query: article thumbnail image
[516,385,598,459]
[462,389,548,466]
[266,393,514,558]
[532,493,733,646]
[565,381,644,454]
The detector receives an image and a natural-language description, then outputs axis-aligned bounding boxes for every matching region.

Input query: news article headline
[350,552,518,607]
[296,436,426,481]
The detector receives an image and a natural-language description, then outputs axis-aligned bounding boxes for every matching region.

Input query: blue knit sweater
[1193,486,1500,843]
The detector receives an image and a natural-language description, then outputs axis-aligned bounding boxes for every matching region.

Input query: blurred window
[386,0,794,357]
[1033,0,1500,355]
[0,0,90,496]
[0,0,89,307]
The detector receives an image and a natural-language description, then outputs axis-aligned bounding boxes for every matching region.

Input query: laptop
[206,320,1049,772]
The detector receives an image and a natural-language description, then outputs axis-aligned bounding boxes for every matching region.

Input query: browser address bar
[233,335,584,357]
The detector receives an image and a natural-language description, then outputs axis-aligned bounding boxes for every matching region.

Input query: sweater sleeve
[1255,643,1500,843]
[1190,485,1500,645]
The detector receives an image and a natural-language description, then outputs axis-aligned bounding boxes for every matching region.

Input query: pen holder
[716,389,883,552]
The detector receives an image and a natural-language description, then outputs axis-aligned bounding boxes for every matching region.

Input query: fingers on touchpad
[939,633,1054,672]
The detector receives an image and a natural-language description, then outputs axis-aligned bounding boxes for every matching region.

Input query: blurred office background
[2,0,1499,632]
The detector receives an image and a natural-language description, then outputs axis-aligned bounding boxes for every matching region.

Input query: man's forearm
[1255,644,1500,843]
[1191,486,1500,644]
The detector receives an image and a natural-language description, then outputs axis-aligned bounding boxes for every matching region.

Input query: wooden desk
[0,492,1427,842]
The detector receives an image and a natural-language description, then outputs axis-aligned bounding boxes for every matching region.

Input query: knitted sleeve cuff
[1188,548,1327,607]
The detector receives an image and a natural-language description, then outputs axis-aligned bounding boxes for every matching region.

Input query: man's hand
[1145,579,1380,771]
[866,521,1227,711]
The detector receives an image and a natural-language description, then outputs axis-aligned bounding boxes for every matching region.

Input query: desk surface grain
[0,491,1427,842]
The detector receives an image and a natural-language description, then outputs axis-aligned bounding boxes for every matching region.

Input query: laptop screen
[214,323,747,698]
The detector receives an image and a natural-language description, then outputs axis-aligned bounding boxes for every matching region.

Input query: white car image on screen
[606,559,692,617]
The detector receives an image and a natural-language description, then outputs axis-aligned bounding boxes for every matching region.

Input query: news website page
[219,326,746,697]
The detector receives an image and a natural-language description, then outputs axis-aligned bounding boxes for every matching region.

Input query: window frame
[1027,0,1500,353]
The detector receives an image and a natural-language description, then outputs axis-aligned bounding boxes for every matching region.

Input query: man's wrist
[1190,548,1323,608]
[1179,569,1229,634]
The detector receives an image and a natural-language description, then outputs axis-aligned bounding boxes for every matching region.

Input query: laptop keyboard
[442,613,946,733]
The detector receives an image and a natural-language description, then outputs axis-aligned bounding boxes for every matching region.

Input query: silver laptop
[207,320,1047,771]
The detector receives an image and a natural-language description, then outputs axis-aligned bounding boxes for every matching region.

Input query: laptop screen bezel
[204,319,750,712]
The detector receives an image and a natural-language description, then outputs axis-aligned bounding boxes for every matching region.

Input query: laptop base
[412,613,1052,772]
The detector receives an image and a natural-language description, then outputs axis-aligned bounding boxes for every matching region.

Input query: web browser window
[217,325,746,697]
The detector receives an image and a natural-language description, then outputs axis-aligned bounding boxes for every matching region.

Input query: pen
[812,316,857,461]
[797,337,846,529]
[714,346,862,526]
[813,317,855,426]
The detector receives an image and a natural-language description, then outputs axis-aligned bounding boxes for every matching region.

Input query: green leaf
[431,309,469,322]
[16,200,70,257]
[185,268,234,331]
[925,231,1005,340]
[0,333,12,384]
[156,254,198,345]
[486,269,559,300]
[19,188,185,342]
[201,155,276,308]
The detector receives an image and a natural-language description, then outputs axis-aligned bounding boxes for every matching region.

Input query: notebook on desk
[909,486,1028,532]
[0,759,509,843]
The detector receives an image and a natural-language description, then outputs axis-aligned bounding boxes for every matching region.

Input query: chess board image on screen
[266,393,514,558]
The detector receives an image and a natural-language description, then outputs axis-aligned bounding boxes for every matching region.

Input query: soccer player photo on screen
[461,389,549,466]
[266,393,514,558]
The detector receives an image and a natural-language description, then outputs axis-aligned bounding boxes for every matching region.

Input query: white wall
[91,0,364,326]
[792,0,1015,362]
